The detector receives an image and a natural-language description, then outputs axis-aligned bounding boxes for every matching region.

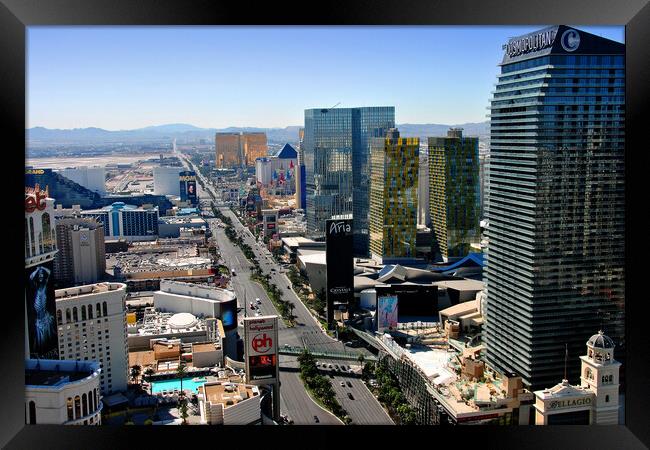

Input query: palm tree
[130,365,141,383]
[176,361,188,397]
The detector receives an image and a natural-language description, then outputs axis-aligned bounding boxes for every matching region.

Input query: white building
[154,280,238,358]
[25,187,104,426]
[25,186,58,267]
[153,166,181,196]
[54,217,106,286]
[255,144,297,193]
[55,282,129,395]
[25,359,102,425]
[60,166,106,195]
[534,331,621,425]
[198,380,262,425]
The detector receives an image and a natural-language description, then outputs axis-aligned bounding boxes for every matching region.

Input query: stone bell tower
[579,330,621,425]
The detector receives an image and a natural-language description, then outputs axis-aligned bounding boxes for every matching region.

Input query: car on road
[347,393,354,400]
[256,298,261,304]
[313,415,319,423]
[287,285,291,290]
[255,312,261,317]
[328,364,333,369]
[346,381,352,388]
[249,302,255,310]
[334,364,339,370]
[340,365,347,371]
[340,381,345,387]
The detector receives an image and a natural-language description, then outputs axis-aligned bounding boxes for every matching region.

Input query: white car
[256,298,262,304]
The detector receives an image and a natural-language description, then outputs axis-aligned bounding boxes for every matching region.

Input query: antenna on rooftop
[564,343,569,380]
[324,102,341,113]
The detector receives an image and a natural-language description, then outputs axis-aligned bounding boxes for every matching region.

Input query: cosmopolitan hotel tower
[303,106,394,256]
[369,128,420,264]
[484,26,625,390]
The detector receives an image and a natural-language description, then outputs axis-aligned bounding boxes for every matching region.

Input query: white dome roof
[168,312,198,330]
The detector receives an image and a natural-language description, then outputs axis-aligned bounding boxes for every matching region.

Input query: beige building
[215,132,268,168]
[55,282,129,395]
[54,217,106,287]
[534,331,621,425]
[198,380,262,425]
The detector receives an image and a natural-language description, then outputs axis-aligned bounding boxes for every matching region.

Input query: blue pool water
[151,377,207,394]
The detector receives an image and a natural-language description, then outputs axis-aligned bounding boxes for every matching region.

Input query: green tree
[130,365,142,383]
[176,362,188,397]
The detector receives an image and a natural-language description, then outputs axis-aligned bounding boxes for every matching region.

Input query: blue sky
[27,26,624,130]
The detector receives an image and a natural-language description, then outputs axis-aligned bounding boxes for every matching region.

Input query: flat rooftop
[199,382,259,408]
[193,342,220,353]
[26,369,91,387]
[129,350,156,368]
[433,279,485,291]
[56,282,125,299]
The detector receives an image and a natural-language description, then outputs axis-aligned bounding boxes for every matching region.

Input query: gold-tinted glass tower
[369,129,419,264]
[215,132,268,168]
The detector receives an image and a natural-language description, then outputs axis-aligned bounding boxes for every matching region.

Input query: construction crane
[321,102,341,113]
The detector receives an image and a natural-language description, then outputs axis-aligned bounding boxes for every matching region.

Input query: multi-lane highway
[179,152,394,425]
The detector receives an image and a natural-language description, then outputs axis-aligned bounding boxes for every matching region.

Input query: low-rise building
[25,359,102,425]
[198,380,262,425]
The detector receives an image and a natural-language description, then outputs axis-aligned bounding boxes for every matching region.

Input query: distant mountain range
[27,122,489,145]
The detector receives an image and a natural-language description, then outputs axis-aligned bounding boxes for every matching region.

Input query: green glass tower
[428,129,480,262]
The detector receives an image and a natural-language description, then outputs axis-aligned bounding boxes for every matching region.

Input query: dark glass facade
[304,107,394,255]
[428,130,481,262]
[484,26,625,390]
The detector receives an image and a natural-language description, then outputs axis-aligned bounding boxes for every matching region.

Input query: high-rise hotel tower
[303,106,394,255]
[484,26,625,390]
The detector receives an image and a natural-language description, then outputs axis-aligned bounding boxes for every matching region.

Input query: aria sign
[328,220,352,235]
[503,29,557,57]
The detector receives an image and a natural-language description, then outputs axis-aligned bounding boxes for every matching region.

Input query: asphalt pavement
[180,152,393,425]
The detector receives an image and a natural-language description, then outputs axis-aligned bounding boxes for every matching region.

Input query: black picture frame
[3,0,648,448]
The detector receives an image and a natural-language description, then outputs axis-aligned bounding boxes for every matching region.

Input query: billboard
[179,171,197,204]
[377,295,398,332]
[25,260,59,359]
[219,298,238,331]
[243,316,279,383]
[325,219,353,325]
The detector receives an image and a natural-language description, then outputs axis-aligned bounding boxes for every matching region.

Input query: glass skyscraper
[484,26,625,390]
[428,129,481,262]
[304,106,394,255]
[369,129,419,264]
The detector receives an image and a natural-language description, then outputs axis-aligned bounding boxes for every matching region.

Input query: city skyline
[27,26,623,130]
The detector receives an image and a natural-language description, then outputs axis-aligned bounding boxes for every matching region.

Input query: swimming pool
[151,377,207,394]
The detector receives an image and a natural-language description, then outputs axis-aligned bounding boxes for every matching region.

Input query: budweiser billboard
[243,315,279,383]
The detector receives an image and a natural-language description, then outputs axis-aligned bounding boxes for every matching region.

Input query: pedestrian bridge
[278,346,377,362]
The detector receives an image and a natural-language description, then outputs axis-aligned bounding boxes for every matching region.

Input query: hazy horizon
[28,25,624,131]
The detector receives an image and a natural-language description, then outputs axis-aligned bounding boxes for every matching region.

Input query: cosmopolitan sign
[503,29,556,57]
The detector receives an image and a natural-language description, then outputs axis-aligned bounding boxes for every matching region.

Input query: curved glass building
[484,26,625,390]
